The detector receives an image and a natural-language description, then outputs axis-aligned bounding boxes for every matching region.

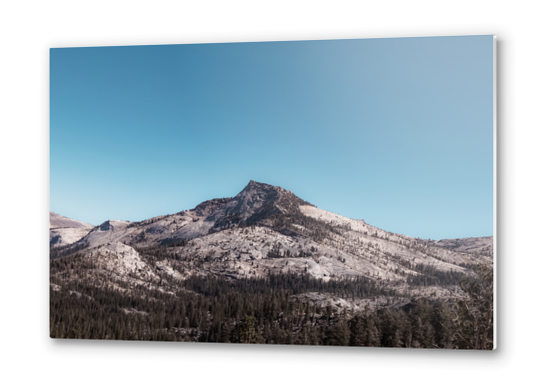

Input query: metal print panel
[50,35,495,349]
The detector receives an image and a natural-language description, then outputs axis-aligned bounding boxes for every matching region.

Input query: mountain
[49,212,94,247]
[50,181,494,346]
[51,180,492,294]
[207,179,314,230]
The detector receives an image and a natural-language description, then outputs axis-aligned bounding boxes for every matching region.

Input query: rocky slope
[49,212,94,247]
[425,236,493,257]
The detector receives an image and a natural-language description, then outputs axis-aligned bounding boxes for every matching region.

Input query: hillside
[426,236,493,257]
[49,212,94,247]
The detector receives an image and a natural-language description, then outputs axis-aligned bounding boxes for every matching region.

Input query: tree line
[50,250,493,349]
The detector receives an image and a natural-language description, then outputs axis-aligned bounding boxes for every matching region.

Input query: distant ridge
[50,211,94,230]
[49,212,94,247]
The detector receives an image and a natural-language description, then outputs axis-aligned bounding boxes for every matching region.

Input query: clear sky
[50,35,494,240]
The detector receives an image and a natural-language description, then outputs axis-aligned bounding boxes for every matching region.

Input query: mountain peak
[96,219,130,232]
[239,180,281,196]
[247,179,261,186]
[242,180,280,192]
[240,180,307,199]
[208,180,313,230]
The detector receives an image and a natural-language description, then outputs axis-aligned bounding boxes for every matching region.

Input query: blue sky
[50,35,494,240]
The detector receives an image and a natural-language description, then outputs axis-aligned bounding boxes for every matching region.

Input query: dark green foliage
[237,315,259,344]
[49,241,88,260]
[451,264,494,350]
[50,251,492,349]
[179,273,395,300]
[159,238,187,247]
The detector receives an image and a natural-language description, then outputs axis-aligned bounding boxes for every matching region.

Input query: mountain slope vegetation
[50,181,494,349]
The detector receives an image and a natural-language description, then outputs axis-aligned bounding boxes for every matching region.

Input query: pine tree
[452,263,494,350]
[239,315,258,344]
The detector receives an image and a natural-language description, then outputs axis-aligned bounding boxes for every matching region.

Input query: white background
[1,0,540,383]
